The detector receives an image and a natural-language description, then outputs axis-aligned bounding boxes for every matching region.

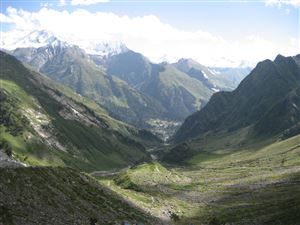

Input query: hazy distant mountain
[174,54,300,143]
[210,66,252,88]
[173,58,251,91]
[103,50,153,88]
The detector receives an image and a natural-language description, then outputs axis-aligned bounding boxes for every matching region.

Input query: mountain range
[11,39,168,128]
[5,30,250,137]
[102,51,213,120]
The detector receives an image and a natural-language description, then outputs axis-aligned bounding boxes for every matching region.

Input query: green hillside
[0,167,163,225]
[141,64,213,120]
[0,51,157,172]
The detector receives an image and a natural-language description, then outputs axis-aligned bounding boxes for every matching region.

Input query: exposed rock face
[0,150,24,168]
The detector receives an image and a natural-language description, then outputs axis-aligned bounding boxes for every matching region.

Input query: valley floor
[97,134,300,225]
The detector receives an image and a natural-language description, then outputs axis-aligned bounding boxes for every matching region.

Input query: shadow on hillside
[179,171,300,225]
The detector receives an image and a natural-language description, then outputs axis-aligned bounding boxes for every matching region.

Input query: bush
[89,217,97,225]
[208,217,221,225]
[170,212,180,222]
[0,139,13,157]
[4,147,12,158]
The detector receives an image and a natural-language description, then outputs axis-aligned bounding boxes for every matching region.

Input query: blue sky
[1,0,299,66]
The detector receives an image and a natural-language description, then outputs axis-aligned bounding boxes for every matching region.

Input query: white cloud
[265,0,300,7]
[58,0,66,6]
[0,13,12,23]
[71,0,109,5]
[1,7,299,67]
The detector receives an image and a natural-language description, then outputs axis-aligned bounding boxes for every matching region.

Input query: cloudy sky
[0,0,299,66]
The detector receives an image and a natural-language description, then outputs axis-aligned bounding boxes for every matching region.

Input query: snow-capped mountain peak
[2,30,128,58]
[2,30,62,50]
[24,30,56,45]
[81,40,128,57]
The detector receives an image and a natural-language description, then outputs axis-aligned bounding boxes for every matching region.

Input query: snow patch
[202,70,208,79]
[292,103,298,109]
[208,68,220,75]
[84,41,128,56]
[212,88,220,92]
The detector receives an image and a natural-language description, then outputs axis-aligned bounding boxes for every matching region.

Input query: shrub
[0,139,13,157]
[170,212,180,222]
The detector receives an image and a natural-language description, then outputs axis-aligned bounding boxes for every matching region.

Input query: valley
[0,24,299,225]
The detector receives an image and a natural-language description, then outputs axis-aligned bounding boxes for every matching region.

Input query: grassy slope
[0,51,155,171]
[98,134,300,225]
[0,167,164,225]
[159,65,212,102]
